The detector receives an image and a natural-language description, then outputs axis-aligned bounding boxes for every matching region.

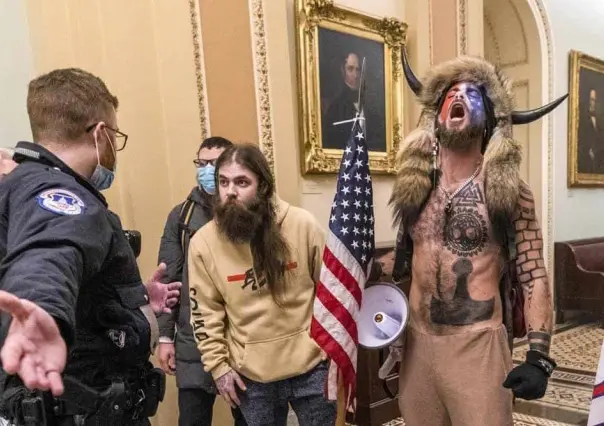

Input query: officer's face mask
[90,128,117,191]
[197,164,216,194]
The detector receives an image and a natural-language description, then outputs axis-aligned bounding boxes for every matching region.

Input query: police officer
[0,68,181,425]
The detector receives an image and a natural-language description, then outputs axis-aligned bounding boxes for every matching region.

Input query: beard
[438,122,484,151]
[214,194,292,303]
[214,196,267,244]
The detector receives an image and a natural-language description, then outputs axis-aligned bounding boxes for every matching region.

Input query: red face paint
[438,82,485,128]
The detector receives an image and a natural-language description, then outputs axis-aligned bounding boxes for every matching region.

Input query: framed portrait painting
[295,0,407,175]
[568,50,604,187]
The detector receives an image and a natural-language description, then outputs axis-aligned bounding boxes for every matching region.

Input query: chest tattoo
[443,183,488,257]
[429,182,495,325]
[430,258,495,325]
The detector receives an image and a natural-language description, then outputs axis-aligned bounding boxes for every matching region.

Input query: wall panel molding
[530,0,555,287]
[249,0,275,173]
[428,0,434,64]
[458,0,468,54]
[188,0,209,139]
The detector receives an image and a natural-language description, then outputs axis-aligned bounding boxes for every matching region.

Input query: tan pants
[398,325,513,426]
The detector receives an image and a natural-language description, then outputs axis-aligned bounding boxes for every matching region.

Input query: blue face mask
[90,164,116,191]
[197,165,216,194]
[90,128,117,191]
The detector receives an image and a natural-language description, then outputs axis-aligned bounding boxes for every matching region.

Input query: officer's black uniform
[0,142,164,425]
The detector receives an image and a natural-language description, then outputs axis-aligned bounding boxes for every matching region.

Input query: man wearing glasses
[157,137,246,426]
[0,68,182,425]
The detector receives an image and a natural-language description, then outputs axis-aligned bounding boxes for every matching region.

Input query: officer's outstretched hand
[0,290,66,397]
[146,263,182,315]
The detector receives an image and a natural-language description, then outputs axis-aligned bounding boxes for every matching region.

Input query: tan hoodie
[188,199,326,383]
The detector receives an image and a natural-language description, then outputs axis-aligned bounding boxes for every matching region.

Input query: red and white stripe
[588,339,604,425]
[311,230,367,410]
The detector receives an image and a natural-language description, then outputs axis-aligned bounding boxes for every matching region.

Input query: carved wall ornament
[458,0,467,55]
[188,0,209,140]
[249,0,275,173]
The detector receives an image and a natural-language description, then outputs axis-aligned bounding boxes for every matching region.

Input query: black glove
[502,350,556,400]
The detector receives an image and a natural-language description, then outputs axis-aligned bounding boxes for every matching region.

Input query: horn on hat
[402,48,423,96]
[402,48,568,125]
[510,94,568,125]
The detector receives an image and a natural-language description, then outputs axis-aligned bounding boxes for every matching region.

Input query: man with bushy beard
[187,143,336,426]
[382,54,567,425]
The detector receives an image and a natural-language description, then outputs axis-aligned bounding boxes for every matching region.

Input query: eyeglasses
[86,123,129,152]
[193,159,217,168]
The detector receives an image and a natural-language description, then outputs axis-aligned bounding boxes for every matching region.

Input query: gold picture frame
[568,49,604,187]
[295,0,407,175]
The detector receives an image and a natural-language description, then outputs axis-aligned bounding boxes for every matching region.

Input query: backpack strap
[178,198,196,253]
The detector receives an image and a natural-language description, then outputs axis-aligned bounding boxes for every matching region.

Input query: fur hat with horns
[390,50,567,230]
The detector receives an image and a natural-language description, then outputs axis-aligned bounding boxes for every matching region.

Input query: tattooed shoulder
[515,181,538,223]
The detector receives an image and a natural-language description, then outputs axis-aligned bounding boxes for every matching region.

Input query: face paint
[438,82,486,129]
[437,82,487,151]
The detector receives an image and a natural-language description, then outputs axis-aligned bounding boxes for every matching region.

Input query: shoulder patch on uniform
[36,188,87,216]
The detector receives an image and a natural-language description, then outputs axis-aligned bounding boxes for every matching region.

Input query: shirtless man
[386,53,567,425]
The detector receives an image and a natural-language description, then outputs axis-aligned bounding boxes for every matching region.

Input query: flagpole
[312,55,372,424]
[336,375,346,426]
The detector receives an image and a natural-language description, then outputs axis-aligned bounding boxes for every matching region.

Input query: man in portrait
[320,49,386,152]
[577,88,604,174]
[322,52,362,150]
[314,24,391,157]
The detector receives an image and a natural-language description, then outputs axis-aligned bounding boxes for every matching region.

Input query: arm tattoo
[514,183,553,356]
[528,326,552,354]
[514,184,547,306]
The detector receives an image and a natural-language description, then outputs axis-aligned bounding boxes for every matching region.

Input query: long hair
[214,143,292,303]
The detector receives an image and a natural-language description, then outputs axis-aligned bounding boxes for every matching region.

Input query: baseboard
[346,396,399,426]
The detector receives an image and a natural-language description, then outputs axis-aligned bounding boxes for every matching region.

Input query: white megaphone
[358,282,409,399]
[358,282,409,349]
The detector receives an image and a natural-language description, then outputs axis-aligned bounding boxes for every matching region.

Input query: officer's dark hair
[27,68,119,143]
[197,136,233,156]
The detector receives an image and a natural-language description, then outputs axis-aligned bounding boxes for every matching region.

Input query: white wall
[0,0,34,147]
[544,0,604,241]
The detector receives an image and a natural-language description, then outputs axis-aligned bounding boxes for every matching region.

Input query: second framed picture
[568,50,604,187]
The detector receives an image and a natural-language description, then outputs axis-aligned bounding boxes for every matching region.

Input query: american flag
[588,340,604,425]
[310,114,375,410]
